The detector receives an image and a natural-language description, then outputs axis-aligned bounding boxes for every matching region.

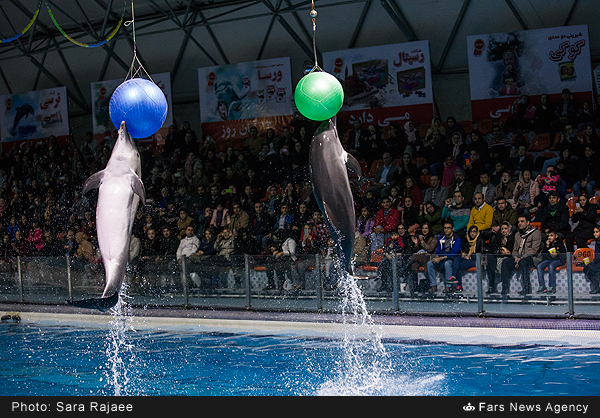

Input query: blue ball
[109,78,168,138]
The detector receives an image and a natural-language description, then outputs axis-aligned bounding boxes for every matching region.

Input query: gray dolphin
[69,121,145,311]
[309,116,362,274]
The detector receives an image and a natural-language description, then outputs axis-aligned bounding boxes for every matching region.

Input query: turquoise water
[1,323,600,396]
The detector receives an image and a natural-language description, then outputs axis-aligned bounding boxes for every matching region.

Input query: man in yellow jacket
[467,192,494,240]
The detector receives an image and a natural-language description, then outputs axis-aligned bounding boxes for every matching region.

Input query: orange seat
[254,266,267,271]
[573,248,595,266]
[369,248,384,264]
[477,119,494,135]
[369,159,383,178]
[529,133,551,152]
[360,180,374,198]
[418,123,431,139]
[359,160,369,177]
[530,222,542,230]
[459,120,473,136]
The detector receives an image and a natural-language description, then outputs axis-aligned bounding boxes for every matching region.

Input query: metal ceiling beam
[380,0,418,42]
[0,65,12,95]
[256,11,279,60]
[261,0,316,62]
[504,0,529,30]
[564,0,579,26]
[199,9,230,64]
[171,9,198,82]
[348,0,373,49]
[436,0,471,72]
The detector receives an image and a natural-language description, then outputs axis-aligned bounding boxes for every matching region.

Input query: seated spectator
[356,207,375,243]
[500,214,542,298]
[534,229,566,295]
[486,221,515,294]
[467,192,494,239]
[176,207,194,238]
[176,225,200,264]
[226,202,250,238]
[418,201,444,236]
[488,125,512,162]
[491,196,518,236]
[494,171,517,203]
[376,228,404,293]
[572,146,599,198]
[361,190,380,216]
[464,149,486,186]
[388,186,402,210]
[451,225,486,292]
[409,222,438,293]
[564,193,597,253]
[369,196,400,255]
[473,172,496,205]
[508,145,534,177]
[534,166,567,210]
[539,190,570,238]
[400,195,420,235]
[402,176,423,207]
[584,226,600,294]
[422,174,448,209]
[441,190,471,236]
[209,203,230,233]
[426,219,461,293]
[368,152,398,198]
[250,202,273,250]
[448,168,475,207]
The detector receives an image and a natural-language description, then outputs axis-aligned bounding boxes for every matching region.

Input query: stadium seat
[477,119,494,135]
[529,133,551,152]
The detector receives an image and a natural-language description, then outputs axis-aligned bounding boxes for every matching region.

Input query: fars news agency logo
[464,403,476,412]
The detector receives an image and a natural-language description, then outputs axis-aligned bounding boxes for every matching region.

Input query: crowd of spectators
[0,88,599,295]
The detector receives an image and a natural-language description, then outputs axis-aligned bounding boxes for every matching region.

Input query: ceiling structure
[0,0,598,122]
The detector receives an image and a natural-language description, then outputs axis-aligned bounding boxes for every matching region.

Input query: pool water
[2,323,600,396]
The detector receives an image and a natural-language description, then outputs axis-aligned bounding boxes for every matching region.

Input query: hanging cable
[123,0,153,82]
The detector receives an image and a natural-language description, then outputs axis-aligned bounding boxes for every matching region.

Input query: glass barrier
[0,256,19,303]
[0,253,597,318]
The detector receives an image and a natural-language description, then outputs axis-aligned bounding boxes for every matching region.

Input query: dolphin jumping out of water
[11,103,34,136]
[69,121,145,311]
[309,116,362,274]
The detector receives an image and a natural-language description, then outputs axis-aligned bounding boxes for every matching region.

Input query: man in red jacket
[369,196,400,256]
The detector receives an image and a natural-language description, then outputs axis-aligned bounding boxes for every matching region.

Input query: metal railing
[0,253,597,318]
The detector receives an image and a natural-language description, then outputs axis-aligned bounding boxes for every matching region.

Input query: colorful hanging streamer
[0,1,42,44]
[45,0,126,48]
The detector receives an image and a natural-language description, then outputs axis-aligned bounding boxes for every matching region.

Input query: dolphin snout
[120,121,128,135]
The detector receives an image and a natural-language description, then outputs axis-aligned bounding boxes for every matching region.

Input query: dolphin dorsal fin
[82,170,106,195]
[131,171,146,202]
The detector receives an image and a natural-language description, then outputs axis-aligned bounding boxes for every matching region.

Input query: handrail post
[392,254,399,311]
[17,256,23,303]
[244,254,251,309]
[66,255,72,302]
[315,254,322,312]
[567,252,574,318]
[476,253,484,315]
[182,255,189,308]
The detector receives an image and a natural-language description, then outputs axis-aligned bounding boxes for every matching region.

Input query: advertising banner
[0,86,69,150]
[198,57,294,142]
[467,25,593,122]
[91,73,173,145]
[322,40,434,133]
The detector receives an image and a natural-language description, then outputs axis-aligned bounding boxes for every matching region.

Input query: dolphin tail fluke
[68,292,118,312]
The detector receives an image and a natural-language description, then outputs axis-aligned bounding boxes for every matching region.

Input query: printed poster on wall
[0,86,69,151]
[198,57,294,141]
[91,73,173,146]
[467,24,593,122]
[322,40,434,134]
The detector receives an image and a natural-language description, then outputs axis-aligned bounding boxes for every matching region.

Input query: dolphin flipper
[131,172,146,202]
[82,170,106,195]
[345,152,362,178]
[68,292,119,312]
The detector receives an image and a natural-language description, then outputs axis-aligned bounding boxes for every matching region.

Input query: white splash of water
[104,283,137,396]
[317,258,393,395]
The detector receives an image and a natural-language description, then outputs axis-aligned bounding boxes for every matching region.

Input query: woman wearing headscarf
[486,221,515,294]
[449,225,486,292]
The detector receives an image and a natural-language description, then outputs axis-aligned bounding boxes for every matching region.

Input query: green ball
[294,72,344,121]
